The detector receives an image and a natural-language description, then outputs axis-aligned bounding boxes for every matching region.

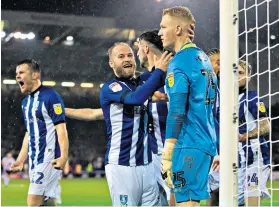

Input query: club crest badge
[120,195,128,206]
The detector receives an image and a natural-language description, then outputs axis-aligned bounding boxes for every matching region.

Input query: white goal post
[219,0,239,206]
[220,0,279,206]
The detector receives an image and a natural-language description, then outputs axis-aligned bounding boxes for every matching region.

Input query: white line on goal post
[219,0,239,206]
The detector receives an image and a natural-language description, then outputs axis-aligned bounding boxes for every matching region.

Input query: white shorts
[152,153,171,201]
[208,170,220,192]
[238,164,271,205]
[28,162,62,198]
[208,164,271,205]
[105,163,160,206]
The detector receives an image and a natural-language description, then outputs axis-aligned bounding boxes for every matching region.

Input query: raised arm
[65,108,104,121]
[101,51,172,106]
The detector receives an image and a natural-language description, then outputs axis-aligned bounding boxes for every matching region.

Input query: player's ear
[144,45,149,54]
[109,59,114,69]
[176,24,182,35]
[32,72,39,80]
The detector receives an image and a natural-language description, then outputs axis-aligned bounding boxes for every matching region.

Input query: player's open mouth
[18,81,24,87]
[123,64,133,68]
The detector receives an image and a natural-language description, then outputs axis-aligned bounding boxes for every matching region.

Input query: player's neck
[147,55,155,72]
[31,80,42,93]
[174,37,191,53]
[147,51,162,71]
[147,65,153,72]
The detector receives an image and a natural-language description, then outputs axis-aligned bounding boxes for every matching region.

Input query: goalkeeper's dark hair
[206,48,220,57]
[139,30,164,52]
[17,59,41,73]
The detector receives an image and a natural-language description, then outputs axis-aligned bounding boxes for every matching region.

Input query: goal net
[220,0,279,206]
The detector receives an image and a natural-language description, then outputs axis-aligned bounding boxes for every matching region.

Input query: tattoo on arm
[248,118,270,138]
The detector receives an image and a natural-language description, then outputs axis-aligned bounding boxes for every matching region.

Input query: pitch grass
[2,179,279,206]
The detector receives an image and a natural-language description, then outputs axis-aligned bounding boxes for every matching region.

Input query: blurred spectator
[1,152,15,187]
[86,163,93,177]
[74,164,82,177]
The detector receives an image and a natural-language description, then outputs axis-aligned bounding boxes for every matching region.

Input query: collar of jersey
[180,42,196,51]
[115,76,137,85]
[30,84,42,96]
[239,86,246,95]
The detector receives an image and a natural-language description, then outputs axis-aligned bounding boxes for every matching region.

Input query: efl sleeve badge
[257,102,266,113]
[53,103,63,115]
[167,72,174,87]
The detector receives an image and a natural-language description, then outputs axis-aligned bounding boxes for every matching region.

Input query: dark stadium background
[1,0,279,205]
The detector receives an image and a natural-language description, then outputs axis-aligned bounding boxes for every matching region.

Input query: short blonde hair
[239,60,252,75]
[107,42,131,59]
[163,6,196,24]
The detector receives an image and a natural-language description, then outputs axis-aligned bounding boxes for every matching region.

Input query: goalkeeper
[159,6,217,206]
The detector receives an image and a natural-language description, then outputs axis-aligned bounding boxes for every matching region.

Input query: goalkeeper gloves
[161,142,175,189]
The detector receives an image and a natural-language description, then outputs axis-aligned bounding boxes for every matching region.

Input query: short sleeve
[47,91,66,125]
[166,68,189,94]
[248,92,267,119]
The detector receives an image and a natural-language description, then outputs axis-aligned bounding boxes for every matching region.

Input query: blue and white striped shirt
[21,85,65,170]
[141,69,168,155]
[238,90,270,168]
[100,69,165,166]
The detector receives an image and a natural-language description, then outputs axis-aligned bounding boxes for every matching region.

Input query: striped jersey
[140,69,168,155]
[21,85,66,170]
[100,78,151,166]
[238,90,270,168]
